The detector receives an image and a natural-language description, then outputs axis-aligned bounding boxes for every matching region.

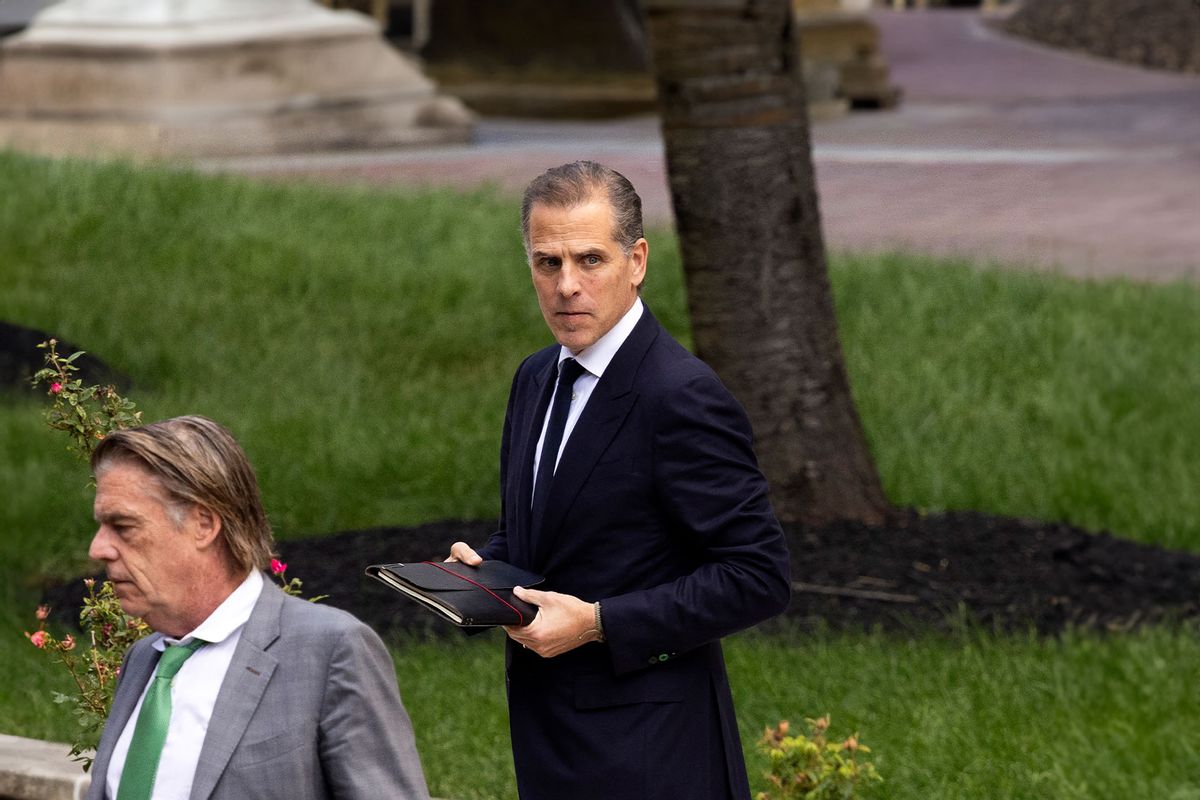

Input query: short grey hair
[91,415,275,573]
[520,161,645,254]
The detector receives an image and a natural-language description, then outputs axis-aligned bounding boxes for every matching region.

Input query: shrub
[758,716,882,800]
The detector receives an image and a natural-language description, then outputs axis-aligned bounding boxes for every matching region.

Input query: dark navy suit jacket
[478,307,791,800]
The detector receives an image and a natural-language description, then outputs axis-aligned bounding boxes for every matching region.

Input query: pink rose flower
[270,559,287,576]
[49,382,62,394]
[28,631,47,648]
[35,605,50,621]
[62,635,76,651]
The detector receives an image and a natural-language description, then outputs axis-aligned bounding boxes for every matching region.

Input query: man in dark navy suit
[448,161,790,799]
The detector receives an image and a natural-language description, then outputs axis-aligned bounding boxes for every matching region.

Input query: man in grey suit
[84,415,429,800]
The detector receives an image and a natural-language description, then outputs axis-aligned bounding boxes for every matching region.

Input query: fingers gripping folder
[365,560,545,627]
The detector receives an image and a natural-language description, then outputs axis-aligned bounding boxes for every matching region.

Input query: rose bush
[757,716,882,800]
[27,340,322,766]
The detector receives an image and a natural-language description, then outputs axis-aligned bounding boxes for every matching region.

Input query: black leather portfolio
[365,560,545,627]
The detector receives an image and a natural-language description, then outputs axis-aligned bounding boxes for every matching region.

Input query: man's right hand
[445,541,483,565]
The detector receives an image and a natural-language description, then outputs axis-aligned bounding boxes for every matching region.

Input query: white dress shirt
[105,569,264,800]
[532,297,644,489]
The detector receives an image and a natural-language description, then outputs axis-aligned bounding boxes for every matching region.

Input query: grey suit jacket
[86,580,430,800]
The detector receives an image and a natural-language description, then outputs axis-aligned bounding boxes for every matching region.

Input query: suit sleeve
[598,372,792,675]
[474,388,510,561]
[477,358,528,562]
[317,621,431,799]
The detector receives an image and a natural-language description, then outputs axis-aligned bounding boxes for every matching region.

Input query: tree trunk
[642,0,891,526]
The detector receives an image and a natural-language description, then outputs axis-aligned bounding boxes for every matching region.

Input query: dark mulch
[1003,0,1200,74]
[41,511,1200,638]
[0,321,130,395]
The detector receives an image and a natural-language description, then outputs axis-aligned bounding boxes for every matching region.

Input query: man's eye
[583,255,601,266]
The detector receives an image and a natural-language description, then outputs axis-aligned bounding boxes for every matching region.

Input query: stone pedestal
[420,0,655,118]
[793,0,902,110]
[0,0,474,158]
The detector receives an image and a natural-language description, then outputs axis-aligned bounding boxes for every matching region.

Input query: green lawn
[835,251,1200,550]
[391,626,1200,800]
[2,152,1198,798]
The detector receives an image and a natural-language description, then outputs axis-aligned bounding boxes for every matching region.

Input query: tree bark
[643,0,891,526]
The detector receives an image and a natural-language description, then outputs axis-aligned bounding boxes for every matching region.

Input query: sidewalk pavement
[198,10,1200,283]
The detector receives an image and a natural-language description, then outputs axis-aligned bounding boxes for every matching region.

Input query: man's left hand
[504,587,601,658]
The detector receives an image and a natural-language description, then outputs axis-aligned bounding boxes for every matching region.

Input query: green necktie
[117,639,206,800]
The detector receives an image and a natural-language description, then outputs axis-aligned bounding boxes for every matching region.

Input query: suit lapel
[188,582,282,800]
[531,310,661,570]
[88,634,164,799]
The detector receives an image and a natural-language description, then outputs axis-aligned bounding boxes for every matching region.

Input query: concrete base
[434,75,657,119]
[0,734,88,800]
[794,10,903,108]
[0,4,474,158]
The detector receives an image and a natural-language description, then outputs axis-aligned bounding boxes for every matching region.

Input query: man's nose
[88,528,114,562]
[557,263,581,296]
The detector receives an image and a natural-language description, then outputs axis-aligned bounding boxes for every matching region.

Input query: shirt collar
[558,298,644,378]
[156,568,263,651]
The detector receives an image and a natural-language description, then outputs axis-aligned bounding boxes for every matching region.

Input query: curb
[0,734,88,800]
[0,734,453,800]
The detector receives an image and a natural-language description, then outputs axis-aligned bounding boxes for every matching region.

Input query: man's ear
[190,504,224,550]
[630,237,648,289]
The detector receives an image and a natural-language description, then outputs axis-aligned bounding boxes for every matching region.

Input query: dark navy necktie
[531,358,586,536]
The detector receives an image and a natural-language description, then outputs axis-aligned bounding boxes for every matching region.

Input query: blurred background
[2,0,1197,280]
[1,2,1198,798]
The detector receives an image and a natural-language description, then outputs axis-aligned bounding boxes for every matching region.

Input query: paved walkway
[200,10,1200,283]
